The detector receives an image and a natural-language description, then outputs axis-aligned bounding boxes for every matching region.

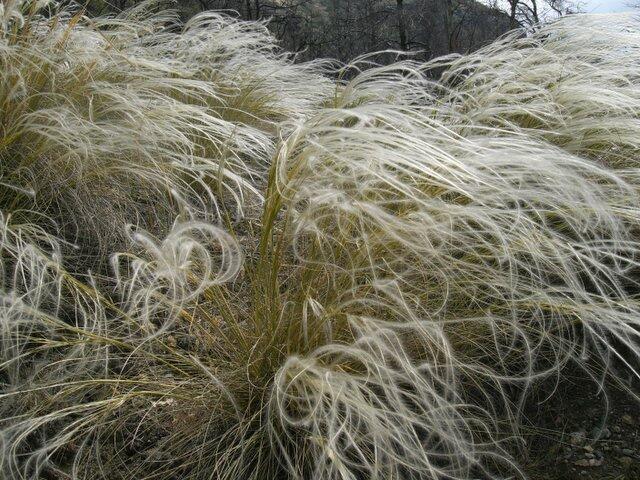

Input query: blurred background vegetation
[80,0,579,63]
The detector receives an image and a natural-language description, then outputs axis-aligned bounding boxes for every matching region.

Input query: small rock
[620,456,633,467]
[583,445,594,453]
[573,457,604,467]
[177,335,196,350]
[622,414,634,426]
[621,448,634,456]
[584,453,595,459]
[570,431,587,446]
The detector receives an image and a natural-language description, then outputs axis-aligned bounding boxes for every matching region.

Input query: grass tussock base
[0,2,640,479]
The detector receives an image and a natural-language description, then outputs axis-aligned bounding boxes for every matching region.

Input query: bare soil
[522,364,640,480]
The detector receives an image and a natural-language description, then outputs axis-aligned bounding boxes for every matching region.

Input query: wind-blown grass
[1,3,639,480]
[428,14,640,168]
[0,0,331,269]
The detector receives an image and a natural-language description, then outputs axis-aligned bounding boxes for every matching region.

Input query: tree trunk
[444,0,455,53]
[531,0,540,25]
[396,0,407,51]
[509,0,518,29]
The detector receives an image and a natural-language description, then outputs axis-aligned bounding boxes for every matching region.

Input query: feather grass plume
[428,13,640,169]
[1,3,640,480]
[0,0,331,269]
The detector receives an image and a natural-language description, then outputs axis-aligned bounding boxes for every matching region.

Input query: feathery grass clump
[428,14,640,168]
[1,3,640,480]
[0,0,331,269]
